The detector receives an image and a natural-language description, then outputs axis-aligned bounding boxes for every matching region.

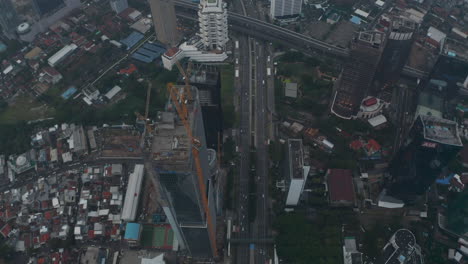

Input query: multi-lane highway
[234,34,254,263]
[253,39,271,264]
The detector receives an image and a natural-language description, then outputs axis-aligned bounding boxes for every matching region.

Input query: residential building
[198,0,228,50]
[0,0,19,39]
[285,139,310,206]
[152,85,217,258]
[270,0,302,21]
[380,229,423,264]
[343,237,363,264]
[389,115,463,201]
[110,0,128,14]
[149,0,181,47]
[331,31,386,119]
[326,169,355,206]
[39,67,62,84]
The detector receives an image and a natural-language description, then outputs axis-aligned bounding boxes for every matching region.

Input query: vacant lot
[0,94,55,124]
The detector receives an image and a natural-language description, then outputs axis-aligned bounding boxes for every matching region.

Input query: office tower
[149,0,181,47]
[152,85,217,258]
[270,0,302,20]
[110,0,128,14]
[373,16,416,92]
[198,0,228,50]
[331,31,385,119]
[0,0,19,39]
[389,115,462,201]
[285,139,309,206]
[32,0,65,17]
[430,38,468,99]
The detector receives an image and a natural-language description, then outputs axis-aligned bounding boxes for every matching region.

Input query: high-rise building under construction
[149,0,181,47]
[151,85,217,258]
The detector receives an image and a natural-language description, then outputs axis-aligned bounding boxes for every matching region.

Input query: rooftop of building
[356,31,385,49]
[391,16,417,32]
[288,139,304,180]
[327,169,355,203]
[199,0,225,12]
[124,222,141,240]
[384,229,422,264]
[441,37,468,63]
[152,85,201,171]
[415,91,443,118]
[419,115,462,147]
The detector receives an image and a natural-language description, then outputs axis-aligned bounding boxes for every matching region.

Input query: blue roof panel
[131,53,153,63]
[121,31,144,50]
[143,43,166,53]
[124,222,141,240]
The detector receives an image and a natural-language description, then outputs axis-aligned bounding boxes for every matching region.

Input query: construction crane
[175,60,193,101]
[135,81,153,135]
[167,82,218,258]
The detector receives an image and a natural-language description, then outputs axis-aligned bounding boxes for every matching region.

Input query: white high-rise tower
[198,0,228,50]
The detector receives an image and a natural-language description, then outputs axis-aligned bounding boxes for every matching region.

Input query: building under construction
[331,31,386,119]
[151,85,218,259]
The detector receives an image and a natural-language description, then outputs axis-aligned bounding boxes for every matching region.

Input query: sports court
[141,224,174,250]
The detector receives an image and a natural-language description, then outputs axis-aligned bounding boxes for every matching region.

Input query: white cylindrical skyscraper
[198,0,228,50]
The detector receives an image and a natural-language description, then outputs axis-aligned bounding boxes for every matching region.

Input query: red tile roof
[43,67,60,77]
[365,139,381,154]
[349,140,363,151]
[119,64,137,75]
[0,224,11,237]
[44,210,54,220]
[363,97,377,106]
[40,233,50,243]
[327,169,355,203]
[102,192,112,199]
[165,47,180,57]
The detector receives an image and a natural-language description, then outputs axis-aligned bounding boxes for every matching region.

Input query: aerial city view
[0,0,468,263]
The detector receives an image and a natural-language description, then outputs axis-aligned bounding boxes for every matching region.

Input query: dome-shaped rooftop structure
[16,155,27,166]
[17,22,31,35]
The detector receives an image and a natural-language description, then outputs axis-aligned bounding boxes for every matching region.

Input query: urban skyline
[0,0,465,263]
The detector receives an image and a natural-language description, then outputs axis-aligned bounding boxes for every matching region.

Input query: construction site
[124,58,224,262]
